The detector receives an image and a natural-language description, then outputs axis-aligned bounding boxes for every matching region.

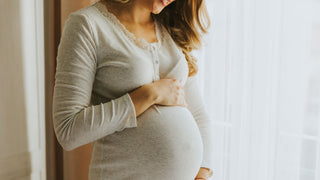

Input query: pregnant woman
[52,0,214,179]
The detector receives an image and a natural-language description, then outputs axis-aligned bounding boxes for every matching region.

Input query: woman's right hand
[150,78,188,107]
[128,78,187,117]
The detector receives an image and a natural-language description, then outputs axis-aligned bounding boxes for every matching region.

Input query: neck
[102,0,154,25]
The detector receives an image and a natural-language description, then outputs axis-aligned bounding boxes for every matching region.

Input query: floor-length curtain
[195,0,320,179]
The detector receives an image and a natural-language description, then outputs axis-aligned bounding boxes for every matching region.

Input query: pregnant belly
[90,105,204,179]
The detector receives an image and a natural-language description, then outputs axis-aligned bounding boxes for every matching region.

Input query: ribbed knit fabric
[52,1,214,179]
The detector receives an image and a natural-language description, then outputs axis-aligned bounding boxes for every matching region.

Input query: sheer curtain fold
[195,0,320,179]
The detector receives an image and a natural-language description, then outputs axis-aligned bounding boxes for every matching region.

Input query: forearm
[128,84,158,117]
[184,75,215,172]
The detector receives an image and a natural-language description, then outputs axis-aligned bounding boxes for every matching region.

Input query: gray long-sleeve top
[52,1,214,179]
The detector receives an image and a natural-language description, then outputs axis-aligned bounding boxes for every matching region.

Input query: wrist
[145,83,161,105]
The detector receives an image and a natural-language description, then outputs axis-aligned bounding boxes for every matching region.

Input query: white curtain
[193,0,320,179]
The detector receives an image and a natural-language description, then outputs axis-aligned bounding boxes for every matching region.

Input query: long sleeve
[183,74,215,171]
[52,12,138,151]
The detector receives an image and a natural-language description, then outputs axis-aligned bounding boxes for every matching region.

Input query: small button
[155,60,159,64]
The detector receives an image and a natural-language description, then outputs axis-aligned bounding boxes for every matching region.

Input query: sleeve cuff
[123,92,138,128]
[201,159,214,173]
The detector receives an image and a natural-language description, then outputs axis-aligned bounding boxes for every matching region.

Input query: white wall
[0,0,46,179]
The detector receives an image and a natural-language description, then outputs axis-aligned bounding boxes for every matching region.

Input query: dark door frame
[44,0,64,179]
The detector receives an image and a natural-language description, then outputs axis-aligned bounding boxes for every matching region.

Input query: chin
[151,0,166,14]
[152,7,165,14]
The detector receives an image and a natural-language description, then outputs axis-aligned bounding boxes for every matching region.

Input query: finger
[174,80,180,86]
[176,95,184,105]
[184,99,188,107]
[178,96,188,107]
[179,88,184,95]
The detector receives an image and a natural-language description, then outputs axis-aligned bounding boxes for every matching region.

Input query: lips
[161,0,174,6]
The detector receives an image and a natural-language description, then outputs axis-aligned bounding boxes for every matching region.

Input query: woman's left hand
[194,167,213,180]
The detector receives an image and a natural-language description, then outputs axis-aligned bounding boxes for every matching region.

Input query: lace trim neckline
[94,1,163,51]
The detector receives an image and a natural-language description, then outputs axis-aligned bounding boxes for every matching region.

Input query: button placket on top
[150,45,160,81]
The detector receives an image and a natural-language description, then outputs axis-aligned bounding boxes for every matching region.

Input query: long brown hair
[103,0,211,77]
[155,0,210,77]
